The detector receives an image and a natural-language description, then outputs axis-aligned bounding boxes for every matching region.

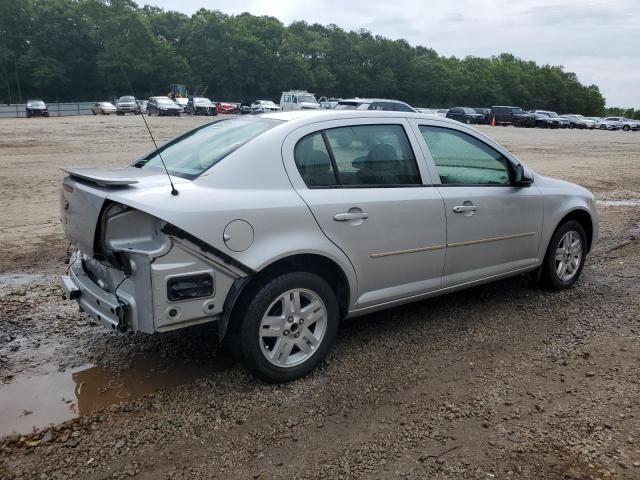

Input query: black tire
[599,124,606,130]
[623,125,630,131]
[541,220,588,290]
[233,271,339,383]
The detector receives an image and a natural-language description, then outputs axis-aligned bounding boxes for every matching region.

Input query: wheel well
[235,254,351,320]
[558,209,593,251]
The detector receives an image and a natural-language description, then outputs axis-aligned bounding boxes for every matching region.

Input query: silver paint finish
[60,110,599,335]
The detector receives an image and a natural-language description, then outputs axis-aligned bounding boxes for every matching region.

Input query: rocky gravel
[0,117,639,479]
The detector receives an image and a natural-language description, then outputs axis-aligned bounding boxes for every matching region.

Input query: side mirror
[514,163,533,186]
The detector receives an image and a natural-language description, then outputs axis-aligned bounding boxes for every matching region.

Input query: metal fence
[0,102,96,118]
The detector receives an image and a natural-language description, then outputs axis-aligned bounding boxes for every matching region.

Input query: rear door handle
[333,212,369,221]
[452,205,478,213]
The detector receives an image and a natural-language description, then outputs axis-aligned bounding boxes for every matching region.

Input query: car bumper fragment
[62,256,126,331]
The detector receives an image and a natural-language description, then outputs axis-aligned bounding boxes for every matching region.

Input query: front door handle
[334,211,369,221]
[452,205,478,213]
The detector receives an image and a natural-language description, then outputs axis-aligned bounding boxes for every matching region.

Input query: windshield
[462,108,476,114]
[28,101,45,107]
[157,99,176,106]
[119,96,135,103]
[512,108,523,114]
[101,102,113,107]
[133,118,281,179]
[548,112,559,117]
[298,94,317,104]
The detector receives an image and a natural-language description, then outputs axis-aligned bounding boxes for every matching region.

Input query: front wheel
[234,272,339,383]
[623,125,630,131]
[542,221,587,290]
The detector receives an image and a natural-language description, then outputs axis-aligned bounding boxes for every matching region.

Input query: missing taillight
[167,274,214,301]
[63,184,73,193]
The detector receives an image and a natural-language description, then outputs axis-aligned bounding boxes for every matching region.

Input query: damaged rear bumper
[62,256,126,331]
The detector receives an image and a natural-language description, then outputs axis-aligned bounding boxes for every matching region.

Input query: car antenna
[120,65,178,196]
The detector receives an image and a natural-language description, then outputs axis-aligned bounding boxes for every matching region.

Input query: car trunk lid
[60,167,187,254]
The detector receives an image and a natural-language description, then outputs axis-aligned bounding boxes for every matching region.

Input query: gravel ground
[0,116,639,479]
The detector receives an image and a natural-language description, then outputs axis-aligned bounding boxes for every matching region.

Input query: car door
[410,120,543,287]
[282,118,446,308]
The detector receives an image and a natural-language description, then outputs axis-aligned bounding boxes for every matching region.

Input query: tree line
[0,0,613,115]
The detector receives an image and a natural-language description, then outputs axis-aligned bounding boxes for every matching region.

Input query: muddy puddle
[598,199,640,207]
[0,354,221,436]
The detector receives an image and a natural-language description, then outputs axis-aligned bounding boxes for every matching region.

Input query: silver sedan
[60,111,599,382]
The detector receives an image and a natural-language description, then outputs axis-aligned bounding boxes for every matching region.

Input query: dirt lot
[0,116,639,479]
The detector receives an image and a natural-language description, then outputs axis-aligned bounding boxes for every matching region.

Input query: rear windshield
[133,118,280,179]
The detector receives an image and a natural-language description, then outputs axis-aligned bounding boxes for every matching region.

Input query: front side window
[294,124,421,187]
[419,126,511,185]
[134,118,280,180]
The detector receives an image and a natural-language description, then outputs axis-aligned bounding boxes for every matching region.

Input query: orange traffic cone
[491,117,496,127]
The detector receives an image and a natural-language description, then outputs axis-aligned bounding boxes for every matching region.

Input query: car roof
[260,109,461,126]
[338,98,408,104]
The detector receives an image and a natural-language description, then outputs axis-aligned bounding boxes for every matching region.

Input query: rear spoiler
[62,167,140,187]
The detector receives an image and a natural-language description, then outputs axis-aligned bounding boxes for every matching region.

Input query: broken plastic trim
[161,224,254,276]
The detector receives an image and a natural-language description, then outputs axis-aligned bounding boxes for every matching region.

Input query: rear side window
[294,124,421,187]
[420,126,511,185]
[294,133,338,187]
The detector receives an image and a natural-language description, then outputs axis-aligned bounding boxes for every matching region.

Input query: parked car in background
[251,100,280,114]
[174,97,188,112]
[137,100,148,114]
[435,109,449,117]
[415,108,437,114]
[600,117,639,131]
[318,97,341,109]
[216,102,238,114]
[334,98,415,112]
[60,110,599,383]
[147,96,181,116]
[280,91,320,111]
[91,102,117,115]
[239,103,253,115]
[562,114,596,129]
[116,96,140,115]
[531,110,570,129]
[490,106,535,127]
[595,118,620,130]
[473,108,492,124]
[185,97,216,116]
[25,99,49,117]
[446,107,485,124]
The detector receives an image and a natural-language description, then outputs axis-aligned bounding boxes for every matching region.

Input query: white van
[279,91,320,111]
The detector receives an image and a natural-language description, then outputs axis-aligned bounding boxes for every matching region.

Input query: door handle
[333,212,369,221]
[452,205,478,213]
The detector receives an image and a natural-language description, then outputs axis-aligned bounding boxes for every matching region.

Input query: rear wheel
[623,125,630,131]
[541,220,587,290]
[599,124,606,130]
[233,272,339,383]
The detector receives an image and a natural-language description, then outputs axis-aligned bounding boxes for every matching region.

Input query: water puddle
[598,199,640,207]
[0,354,221,436]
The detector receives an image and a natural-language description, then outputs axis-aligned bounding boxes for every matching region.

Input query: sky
[146,0,639,107]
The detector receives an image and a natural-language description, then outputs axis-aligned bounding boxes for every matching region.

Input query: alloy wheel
[554,230,583,282]
[259,288,328,368]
